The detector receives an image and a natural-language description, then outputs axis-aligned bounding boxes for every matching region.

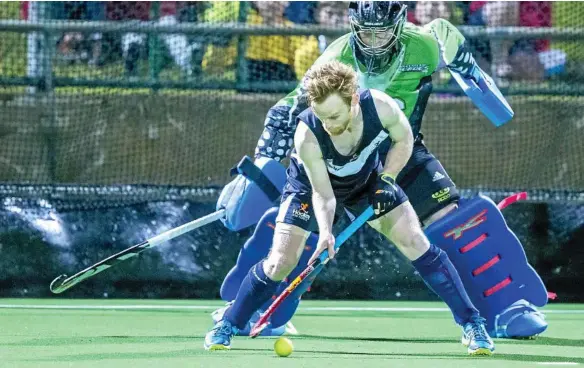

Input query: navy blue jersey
[287,89,390,202]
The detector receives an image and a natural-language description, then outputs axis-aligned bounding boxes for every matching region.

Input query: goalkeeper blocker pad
[217,156,286,231]
[425,194,548,337]
[450,66,514,127]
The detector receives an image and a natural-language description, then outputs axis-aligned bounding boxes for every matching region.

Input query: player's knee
[263,252,298,281]
[390,229,430,261]
[264,223,309,281]
[402,229,431,257]
[374,203,431,260]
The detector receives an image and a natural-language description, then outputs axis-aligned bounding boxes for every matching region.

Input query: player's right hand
[308,232,335,265]
[370,173,399,217]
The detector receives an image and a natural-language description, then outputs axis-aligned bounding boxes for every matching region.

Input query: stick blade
[49,274,68,294]
[249,321,269,339]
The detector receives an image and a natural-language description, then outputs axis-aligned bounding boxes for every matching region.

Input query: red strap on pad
[497,192,527,210]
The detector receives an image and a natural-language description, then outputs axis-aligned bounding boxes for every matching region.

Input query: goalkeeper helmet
[348,1,407,74]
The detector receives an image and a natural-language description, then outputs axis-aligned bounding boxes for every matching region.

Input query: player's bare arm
[294,122,337,264]
[370,88,414,180]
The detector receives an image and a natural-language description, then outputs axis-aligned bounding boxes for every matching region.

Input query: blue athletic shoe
[211,302,298,337]
[462,316,495,356]
[204,319,238,351]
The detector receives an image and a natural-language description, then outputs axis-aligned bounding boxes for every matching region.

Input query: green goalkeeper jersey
[277,19,466,139]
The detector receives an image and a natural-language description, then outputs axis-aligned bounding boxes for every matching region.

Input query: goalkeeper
[215,1,549,340]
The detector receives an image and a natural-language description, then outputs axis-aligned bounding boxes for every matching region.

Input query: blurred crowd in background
[2,1,578,85]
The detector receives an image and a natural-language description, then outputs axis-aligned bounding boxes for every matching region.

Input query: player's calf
[205,260,279,350]
[205,223,308,350]
[373,201,495,355]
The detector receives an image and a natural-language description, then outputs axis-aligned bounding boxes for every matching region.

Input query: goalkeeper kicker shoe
[204,319,238,351]
[462,316,495,356]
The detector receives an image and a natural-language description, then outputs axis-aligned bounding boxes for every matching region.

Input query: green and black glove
[370,173,399,217]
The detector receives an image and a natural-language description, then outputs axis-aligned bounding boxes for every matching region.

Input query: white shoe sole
[204,343,231,351]
[468,347,494,356]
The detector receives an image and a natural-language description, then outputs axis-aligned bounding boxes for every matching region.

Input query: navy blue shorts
[276,175,408,233]
[395,141,460,223]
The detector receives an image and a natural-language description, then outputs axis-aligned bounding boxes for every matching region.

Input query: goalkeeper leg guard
[424,194,548,338]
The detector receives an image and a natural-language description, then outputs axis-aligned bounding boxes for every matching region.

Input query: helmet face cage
[350,17,405,56]
[348,1,407,73]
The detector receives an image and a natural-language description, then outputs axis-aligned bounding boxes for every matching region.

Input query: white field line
[536,363,579,366]
[0,304,583,314]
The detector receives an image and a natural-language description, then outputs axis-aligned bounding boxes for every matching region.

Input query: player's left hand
[370,173,399,217]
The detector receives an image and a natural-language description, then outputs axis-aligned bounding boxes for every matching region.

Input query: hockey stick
[49,209,225,294]
[249,206,374,338]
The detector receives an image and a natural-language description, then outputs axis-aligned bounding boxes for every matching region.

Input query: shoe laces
[468,316,488,340]
[213,321,234,336]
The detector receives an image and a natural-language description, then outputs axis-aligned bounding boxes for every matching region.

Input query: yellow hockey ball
[274,337,293,357]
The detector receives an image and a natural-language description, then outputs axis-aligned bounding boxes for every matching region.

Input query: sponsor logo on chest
[399,64,429,73]
[325,159,344,171]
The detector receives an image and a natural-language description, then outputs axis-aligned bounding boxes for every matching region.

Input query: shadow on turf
[298,334,584,348]
[1,335,198,346]
[501,336,584,347]
[22,348,584,364]
[6,335,584,349]
[296,312,454,319]
[298,334,456,344]
[241,349,584,363]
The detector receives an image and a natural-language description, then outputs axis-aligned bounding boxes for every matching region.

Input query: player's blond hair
[305,61,358,106]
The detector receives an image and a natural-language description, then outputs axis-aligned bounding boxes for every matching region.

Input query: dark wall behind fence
[0,199,582,301]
